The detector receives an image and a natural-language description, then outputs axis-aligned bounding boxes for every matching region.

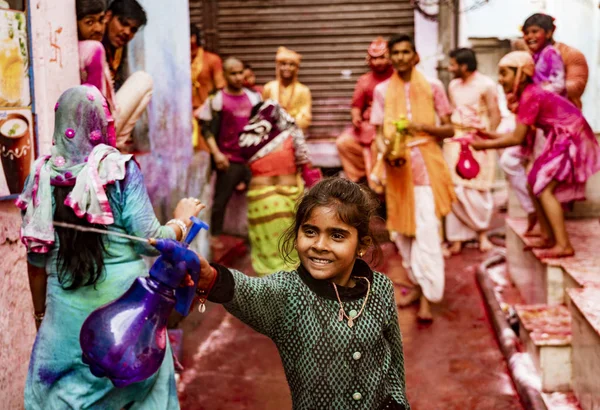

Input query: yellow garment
[383,70,455,237]
[247,185,301,276]
[191,47,204,91]
[263,80,312,130]
[276,46,301,64]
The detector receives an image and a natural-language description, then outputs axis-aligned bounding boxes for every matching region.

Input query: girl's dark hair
[53,186,107,289]
[523,13,555,32]
[108,0,147,26]
[280,177,382,265]
[449,47,477,72]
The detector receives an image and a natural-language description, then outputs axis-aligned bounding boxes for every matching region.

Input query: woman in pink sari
[471,51,600,258]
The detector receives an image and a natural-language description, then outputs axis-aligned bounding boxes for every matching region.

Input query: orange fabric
[555,42,588,109]
[336,130,377,182]
[249,138,297,176]
[191,49,225,109]
[383,70,455,237]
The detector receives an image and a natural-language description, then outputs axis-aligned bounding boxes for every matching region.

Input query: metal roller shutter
[189,0,414,140]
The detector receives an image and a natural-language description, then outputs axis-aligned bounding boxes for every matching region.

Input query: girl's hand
[469,135,489,151]
[174,198,205,226]
[196,255,216,289]
[213,151,230,171]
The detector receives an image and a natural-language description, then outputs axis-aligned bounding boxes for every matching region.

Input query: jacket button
[352,351,362,360]
[352,392,362,401]
[348,309,358,318]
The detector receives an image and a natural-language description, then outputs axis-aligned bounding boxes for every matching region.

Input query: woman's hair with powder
[54,185,107,289]
[280,178,382,265]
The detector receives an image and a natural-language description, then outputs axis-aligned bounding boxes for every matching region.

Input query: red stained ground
[177,236,524,409]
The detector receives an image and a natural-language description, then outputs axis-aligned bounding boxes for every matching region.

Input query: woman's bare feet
[537,245,575,259]
[447,241,462,255]
[523,237,555,250]
[396,285,421,307]
[478,233,494,252]
[523,227,542,237]
[525,212,538,236]
[417,295,433,322]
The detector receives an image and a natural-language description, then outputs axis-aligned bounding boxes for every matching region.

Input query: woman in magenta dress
[471,51,600,258]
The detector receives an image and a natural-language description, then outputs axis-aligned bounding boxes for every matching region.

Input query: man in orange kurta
[191,24,225,150]
[371,35,455,321]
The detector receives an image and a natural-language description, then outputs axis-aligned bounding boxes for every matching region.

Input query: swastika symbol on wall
[49,23,63,68]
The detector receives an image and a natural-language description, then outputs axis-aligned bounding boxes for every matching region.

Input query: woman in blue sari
[18,85,202,409]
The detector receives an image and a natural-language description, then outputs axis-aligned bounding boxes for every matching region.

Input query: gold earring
[358,251,364,258]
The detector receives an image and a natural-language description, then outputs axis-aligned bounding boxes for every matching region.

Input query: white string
[52,221,149,244]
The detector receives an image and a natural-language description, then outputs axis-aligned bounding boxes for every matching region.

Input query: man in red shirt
[336,37,394,183]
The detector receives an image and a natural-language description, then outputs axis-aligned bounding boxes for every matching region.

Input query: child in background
[471,52,600,258]
[242,63,263,95]
[522,13,566,95]
[195,178,410,410]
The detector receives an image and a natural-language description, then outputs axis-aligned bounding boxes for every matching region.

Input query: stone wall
[0,204,33,409]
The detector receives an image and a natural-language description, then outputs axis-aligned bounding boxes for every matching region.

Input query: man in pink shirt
[199,57,262,249]
[444,48,501,255]
[336,37,394,183]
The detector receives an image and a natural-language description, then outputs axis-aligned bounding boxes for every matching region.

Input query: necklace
[332,276,371,328]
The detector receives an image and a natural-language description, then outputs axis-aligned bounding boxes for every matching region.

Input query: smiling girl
[522,13,565,96]
[194,178,409,409]
[470,52,600,258]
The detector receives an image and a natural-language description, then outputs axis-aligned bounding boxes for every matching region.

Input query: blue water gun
[79,217,209,387]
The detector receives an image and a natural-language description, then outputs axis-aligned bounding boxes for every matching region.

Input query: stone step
[506,218,600,306]
[541,392,582,410]
[567,286,600,410]
[515,304,572,392]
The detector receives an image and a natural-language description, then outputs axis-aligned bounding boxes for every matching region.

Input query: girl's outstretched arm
[198,257,290,340]
[470,122,530,150]
[383,281,410,408]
